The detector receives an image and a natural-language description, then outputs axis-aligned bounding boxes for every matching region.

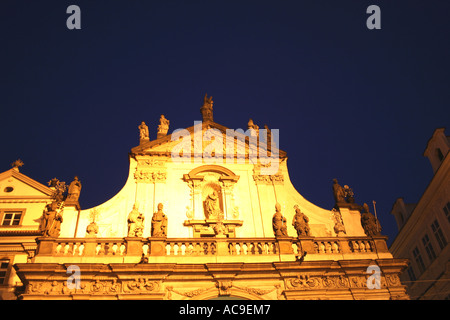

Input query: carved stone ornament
[253,163,284,185]
[134,170,167,183]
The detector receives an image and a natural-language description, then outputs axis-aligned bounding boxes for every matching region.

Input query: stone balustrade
[34,235,391,262]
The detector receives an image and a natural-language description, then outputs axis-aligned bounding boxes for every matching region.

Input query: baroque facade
[390,128,450,299]
[0,96,409,300]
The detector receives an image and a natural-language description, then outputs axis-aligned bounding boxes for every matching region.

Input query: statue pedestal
[148,237,167,256]
[35,237,56,256]
[59,201,80,238]
[124,237,143,256]
[183,219,243,237]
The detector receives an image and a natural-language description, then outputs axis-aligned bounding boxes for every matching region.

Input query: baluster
[360,241,366,252]
[332,241,339,253]
[186,243,194,255]
[256,242,263,255]
[55,243,62,255]
[201,242,208,255]
[267,242,273,254]
[73,243,79,256]
[78,243,85,256]
[236,243,241,255]
[142,244,149,256]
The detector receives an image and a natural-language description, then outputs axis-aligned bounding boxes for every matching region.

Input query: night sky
[1,1,449,245]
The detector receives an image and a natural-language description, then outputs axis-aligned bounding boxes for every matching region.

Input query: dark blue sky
[1,1,449,245]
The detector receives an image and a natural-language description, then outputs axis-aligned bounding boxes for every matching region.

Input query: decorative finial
[11,159,24,171]
[200,93,214,122]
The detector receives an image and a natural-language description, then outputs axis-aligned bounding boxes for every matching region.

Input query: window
[1,211,23,226]
[443,202,450,223]
[407,265,416,282]
[422,234,437,261]
[412,247,426,273]
[431,219,447,250]
[0,260,10,285]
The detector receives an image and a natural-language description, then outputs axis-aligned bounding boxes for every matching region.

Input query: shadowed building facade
[1,96,409,300]
[390,128,450,299]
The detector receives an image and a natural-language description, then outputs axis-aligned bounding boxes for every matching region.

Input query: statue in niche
[66,176,82,202]
[127,203,145,237]
[151,203,168,237]
[157,115,170,138]
[204,190,223,220]
[332,179,346,204]
[292,205,310,237]
[40,202,64,238]
[139,121,149,141]
[272,203,288,237]
[360,203,381,236]
[200,93,214,122]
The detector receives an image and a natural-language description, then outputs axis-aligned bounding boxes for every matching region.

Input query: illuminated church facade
[0,96,409,300]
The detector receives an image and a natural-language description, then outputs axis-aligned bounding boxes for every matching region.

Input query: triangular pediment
[0,169,54,199]
[131,120,286,159]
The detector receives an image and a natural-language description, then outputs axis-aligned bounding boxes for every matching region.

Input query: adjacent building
[390,128,450,299]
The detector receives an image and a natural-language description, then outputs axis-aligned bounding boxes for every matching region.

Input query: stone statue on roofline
[292,205,310,237]
[200,93,214,122]
[360,203,381,236]
[139,121,149,142]
[40,201,64,238]
[66,176,82,202]
[332,179,346,204]
[157,115,170,138]
[272,203,288,237]
[127,203,145,237]
[151,203,168,237]
[332,179,357,206]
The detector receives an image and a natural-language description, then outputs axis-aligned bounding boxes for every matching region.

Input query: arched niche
[183,165,242,237]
